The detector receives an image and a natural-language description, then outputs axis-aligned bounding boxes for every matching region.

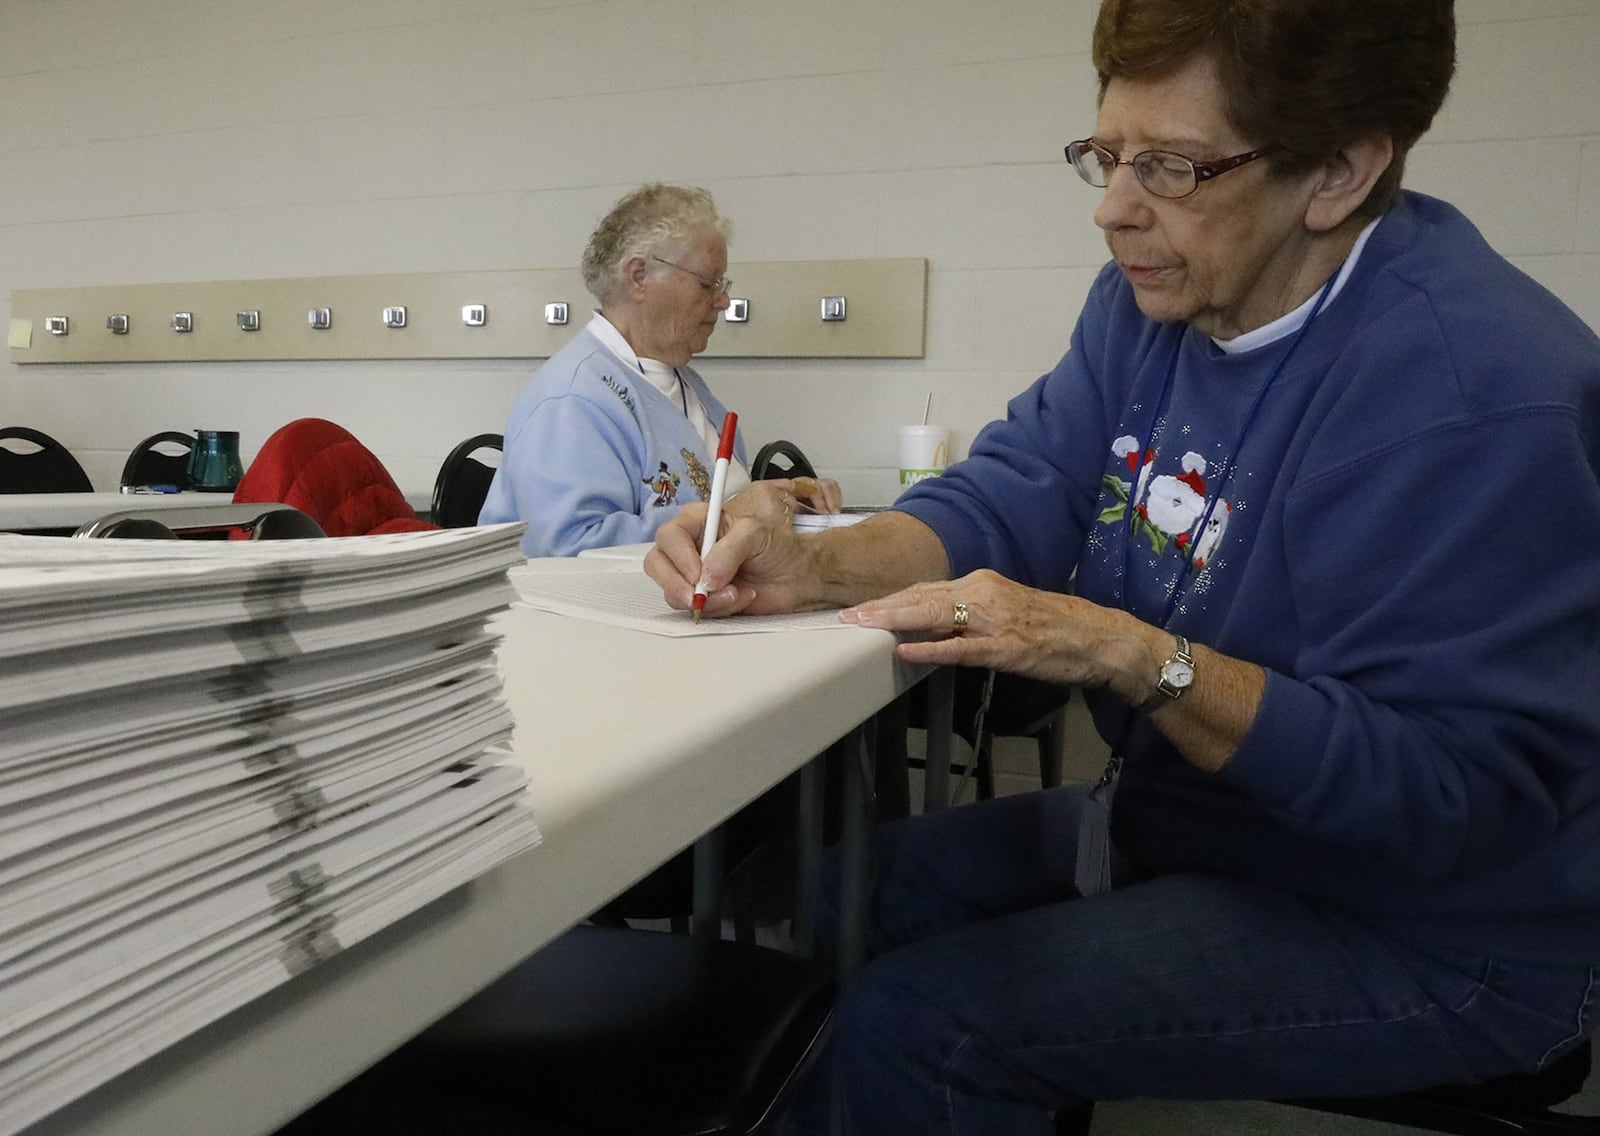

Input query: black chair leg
[729,871,756,945]
[975,736,997,800]
[872,698,913,821]
[1036,708,1067,790]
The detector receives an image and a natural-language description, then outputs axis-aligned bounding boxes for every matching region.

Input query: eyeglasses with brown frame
[1064,138,1279,199]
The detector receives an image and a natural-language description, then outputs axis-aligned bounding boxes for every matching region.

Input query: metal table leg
[690,827,726,940]
[791,755,825,957]
[922,667,956,813]
[835,722,873,979]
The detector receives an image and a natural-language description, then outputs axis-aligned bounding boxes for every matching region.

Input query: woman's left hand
[785,475,844,515]
[725,476,844,524]
[839,568,1165,704]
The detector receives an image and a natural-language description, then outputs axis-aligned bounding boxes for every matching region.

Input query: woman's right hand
[645,501,820,618]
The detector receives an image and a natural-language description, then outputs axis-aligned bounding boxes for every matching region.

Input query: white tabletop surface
[22,567,915,1136]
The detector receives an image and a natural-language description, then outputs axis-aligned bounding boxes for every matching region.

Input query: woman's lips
[1121,262,1168,285]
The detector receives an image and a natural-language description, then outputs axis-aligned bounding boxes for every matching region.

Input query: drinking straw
[921,392,933,426]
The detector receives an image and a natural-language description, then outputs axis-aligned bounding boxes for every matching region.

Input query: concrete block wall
[3,0,1596,510]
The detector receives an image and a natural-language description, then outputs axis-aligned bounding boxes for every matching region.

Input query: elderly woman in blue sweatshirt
[647,1,1600,1133]
[480,183,840,556]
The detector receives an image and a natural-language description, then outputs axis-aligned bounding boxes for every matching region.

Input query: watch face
[1163,658,1195,689]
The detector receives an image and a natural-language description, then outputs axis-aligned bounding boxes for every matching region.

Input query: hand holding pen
[692,411,739,622]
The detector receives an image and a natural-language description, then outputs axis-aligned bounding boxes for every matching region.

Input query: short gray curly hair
[581,184,732,306]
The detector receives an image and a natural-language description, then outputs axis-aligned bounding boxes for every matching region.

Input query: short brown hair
[1091,0,1455,217]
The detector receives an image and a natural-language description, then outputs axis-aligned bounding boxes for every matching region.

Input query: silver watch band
[1138,634,1194,712]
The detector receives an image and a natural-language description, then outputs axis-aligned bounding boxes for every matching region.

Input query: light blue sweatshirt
[480,324,745,557]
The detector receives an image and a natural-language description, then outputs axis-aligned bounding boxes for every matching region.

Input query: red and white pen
[692,410,739,623]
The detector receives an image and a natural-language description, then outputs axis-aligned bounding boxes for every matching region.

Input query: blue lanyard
[1119,274,1337,630]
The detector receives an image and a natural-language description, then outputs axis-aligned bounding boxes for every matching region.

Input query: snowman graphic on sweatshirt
[1101,436,1231,571]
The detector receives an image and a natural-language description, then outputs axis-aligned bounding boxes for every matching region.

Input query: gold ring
[952,602,969,632]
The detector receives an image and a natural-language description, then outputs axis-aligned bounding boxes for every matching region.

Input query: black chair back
[96,517,181,539]
[0,426,93,493]
[431,433,503,528]
[750,439,817,481]
[76,504,325,541]
[121,431,196,489]
[248,508,328,540]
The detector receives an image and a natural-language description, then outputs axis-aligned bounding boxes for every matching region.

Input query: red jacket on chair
[233,418,438,537]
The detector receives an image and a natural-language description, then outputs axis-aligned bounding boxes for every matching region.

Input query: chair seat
[1052,1040,1598,1135]
[278,926,835,1136]
[1285,1038,1599,1134]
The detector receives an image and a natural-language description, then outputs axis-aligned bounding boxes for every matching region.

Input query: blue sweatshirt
[479,324,745,557]
[897,192,1600,964]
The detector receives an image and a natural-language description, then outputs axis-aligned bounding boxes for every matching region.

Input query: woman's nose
[1093,164,1146,231]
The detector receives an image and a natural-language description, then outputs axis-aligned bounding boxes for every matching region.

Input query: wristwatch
[1142,634,1195,711]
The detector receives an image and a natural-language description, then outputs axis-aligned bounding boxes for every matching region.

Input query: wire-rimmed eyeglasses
[1064,138,1279,200]
[650,255,733,296]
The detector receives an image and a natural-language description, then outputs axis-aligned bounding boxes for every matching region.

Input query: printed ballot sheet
[0,525,541,1136]
[510,560,855,636]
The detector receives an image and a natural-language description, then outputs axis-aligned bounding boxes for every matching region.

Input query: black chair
[591,776,788,941]
[276,925,834,1136]
[247,507,327,540]
[430,433,502,528]
[1053,1038,1598,1135]
[907,670,1069,804]
[751,439,818,481]
[94,516,180,539]
[0,426,93,493]
[75,504,326,541]
[120,430,196,490]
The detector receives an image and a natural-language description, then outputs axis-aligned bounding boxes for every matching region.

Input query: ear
[623,255,652,302]
[1304,132,1394,232]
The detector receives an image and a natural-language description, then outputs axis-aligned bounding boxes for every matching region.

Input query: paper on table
[510,565,855,636]
[791,512,868,531]
[575,541,654,561]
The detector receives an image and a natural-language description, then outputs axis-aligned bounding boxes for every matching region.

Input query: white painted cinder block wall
[2,0,1596,503]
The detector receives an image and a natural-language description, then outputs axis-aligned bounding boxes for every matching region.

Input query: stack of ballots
[0,522,540,1134]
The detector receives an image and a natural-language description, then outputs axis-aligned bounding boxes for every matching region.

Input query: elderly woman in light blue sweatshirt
[480,183,840,557]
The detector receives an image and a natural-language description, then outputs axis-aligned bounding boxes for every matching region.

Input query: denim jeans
[782,785,1596,1136]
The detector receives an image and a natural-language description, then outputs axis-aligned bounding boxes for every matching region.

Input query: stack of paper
[0,524,540,1134]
